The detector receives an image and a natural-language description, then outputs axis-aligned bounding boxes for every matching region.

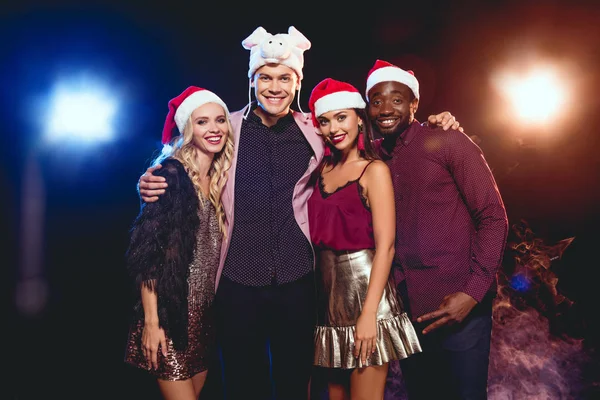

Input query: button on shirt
[222,108,314,287]
[375,120,508,320]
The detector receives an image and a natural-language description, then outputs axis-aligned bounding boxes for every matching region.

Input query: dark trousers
[399,302,493,400]
[213,273,316,400]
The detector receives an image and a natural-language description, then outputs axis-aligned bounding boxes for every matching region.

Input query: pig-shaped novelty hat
[242,26,311,80]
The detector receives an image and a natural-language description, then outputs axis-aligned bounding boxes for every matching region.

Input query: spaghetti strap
[357,160,375,181]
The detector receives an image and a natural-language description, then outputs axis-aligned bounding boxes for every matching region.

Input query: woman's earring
[357,132,365,151]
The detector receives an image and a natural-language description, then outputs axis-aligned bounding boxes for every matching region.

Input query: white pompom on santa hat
[365,59,420,101]
[308,78,366,127]
[162,86,230,144]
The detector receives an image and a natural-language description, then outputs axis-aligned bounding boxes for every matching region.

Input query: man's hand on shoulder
[427,111,465,133]
[138,164,168,203]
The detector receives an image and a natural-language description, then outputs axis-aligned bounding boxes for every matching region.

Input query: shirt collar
[380,119,420,157]
[247,103,295,130]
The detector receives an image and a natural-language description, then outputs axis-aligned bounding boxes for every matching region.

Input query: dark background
[3,1,599,399]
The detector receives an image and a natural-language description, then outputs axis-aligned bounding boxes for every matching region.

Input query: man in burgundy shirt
[366,60,509,400]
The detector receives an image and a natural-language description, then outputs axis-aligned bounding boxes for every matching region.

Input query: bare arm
[140,281,167,370]
[354,160,396,364]
[138,164,168,203]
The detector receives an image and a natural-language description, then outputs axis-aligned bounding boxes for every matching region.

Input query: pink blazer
[215,105,325,290]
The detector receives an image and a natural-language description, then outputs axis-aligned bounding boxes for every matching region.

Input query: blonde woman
[124,87,233,400]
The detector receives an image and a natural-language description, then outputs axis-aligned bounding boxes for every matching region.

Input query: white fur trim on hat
[313,91,366,117]
[366,66,420,100]
[174,91,229,133]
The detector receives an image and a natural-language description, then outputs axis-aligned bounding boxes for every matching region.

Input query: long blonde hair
[153,108,234,236]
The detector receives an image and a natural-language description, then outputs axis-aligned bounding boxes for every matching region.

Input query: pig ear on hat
[241,26,271,50]
[287,26,311,51]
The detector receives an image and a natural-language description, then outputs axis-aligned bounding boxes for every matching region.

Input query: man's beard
[375,120,410,139]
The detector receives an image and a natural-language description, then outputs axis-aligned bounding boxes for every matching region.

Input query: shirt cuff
[463,274,495,303]
[392,264,405,284]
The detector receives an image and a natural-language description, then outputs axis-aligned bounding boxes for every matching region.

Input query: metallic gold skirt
[314,249,421,369]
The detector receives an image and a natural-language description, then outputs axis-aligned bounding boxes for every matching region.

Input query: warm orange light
[493,66,569,126]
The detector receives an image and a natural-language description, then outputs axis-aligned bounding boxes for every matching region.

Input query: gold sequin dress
[125,196,221,380]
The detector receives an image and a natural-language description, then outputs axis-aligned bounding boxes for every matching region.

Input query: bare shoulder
[364,160,392,183]
[366,159,391,175]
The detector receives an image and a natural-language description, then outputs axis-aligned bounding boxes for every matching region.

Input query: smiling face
[252,63,299,118]
[317,108,363,154]
[189,102,229,155]
[367,81,419,137]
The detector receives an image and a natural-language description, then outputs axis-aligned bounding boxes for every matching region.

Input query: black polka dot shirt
[221,107,314,287]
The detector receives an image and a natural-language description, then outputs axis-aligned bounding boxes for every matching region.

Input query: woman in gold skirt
[307,78,421,399]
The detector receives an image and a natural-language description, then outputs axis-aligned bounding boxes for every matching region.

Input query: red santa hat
[365,59,420,101]
[308,78,367,127]
[162,86,229,144]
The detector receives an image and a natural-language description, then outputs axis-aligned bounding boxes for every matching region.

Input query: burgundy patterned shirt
[374,121,508,320]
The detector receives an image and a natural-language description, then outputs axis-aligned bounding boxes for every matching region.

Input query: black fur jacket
[126,158,199,351]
